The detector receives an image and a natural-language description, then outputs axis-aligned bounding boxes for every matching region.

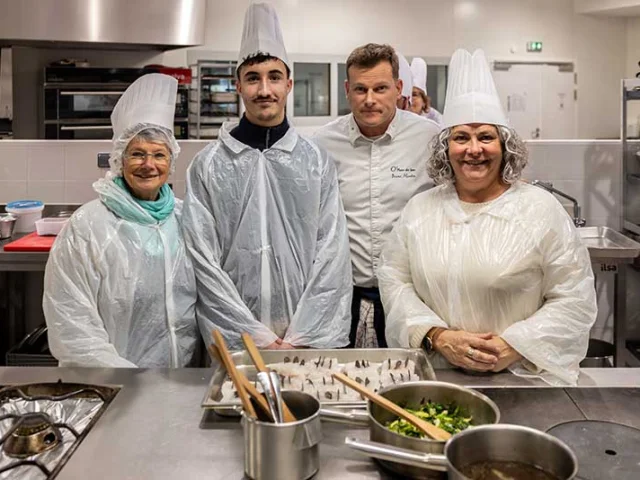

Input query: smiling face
[122,137,171,201]
[236,58,292,127]
[448,124,506,201]
[346,60,401,137]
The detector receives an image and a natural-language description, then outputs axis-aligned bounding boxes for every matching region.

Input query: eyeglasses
[126,151,170,165]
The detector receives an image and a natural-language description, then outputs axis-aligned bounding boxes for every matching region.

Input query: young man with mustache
[182,3,352,351]
[314,44,440,348]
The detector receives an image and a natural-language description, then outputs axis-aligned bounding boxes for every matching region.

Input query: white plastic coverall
[182,123,352,350]
[43,174,198,367]
[379,182,597,385]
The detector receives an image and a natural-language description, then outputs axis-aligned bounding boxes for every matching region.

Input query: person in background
[380,49,596,385]
[410,57,443,127]
[43,73,198,367]
[314,44,440,349]
[182,3,352,351]
[396,52,413,110]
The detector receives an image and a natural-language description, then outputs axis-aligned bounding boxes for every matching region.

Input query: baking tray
[201,348,436,412]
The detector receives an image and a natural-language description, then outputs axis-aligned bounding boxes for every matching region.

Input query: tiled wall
[524,140,622,231]
[0,138,623,224]
[0,137,624,343]
[0,140,209,204]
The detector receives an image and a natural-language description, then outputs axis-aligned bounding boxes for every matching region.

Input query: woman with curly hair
[379,49,596,385]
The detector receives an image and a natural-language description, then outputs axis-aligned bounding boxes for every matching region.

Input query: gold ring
[466,347,475,358]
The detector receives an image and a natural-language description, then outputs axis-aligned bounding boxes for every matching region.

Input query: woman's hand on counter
[433,330,499,371]
[485,336,523,372]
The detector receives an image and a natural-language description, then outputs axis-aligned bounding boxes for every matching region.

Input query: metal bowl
[368,381,501,479]
[0,213,16,239]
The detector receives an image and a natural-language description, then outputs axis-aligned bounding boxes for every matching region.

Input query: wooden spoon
[241,333,297,423]
[212,330,256,419]
[332,372,451,442]
[208,343,274,421]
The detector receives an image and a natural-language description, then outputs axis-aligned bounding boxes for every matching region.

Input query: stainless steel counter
[1,367,639,479]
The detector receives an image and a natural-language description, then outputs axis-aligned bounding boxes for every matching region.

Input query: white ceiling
[574,0,640,16]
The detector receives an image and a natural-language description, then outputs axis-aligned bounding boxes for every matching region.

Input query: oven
[44,119,189,140]
[42,67,190,140]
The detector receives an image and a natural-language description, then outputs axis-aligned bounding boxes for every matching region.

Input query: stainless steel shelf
[188,60,240,139]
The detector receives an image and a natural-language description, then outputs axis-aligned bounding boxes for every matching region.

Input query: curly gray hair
[427,125,528,186]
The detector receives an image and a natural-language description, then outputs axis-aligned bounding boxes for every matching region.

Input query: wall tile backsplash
[0,139,623,209]
[0,140,208,204]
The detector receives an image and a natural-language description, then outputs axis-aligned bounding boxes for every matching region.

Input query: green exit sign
[527,41,543,52]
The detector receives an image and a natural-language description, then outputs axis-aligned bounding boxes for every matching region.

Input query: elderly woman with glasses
[43,74,198,367]
[379,50,596,385]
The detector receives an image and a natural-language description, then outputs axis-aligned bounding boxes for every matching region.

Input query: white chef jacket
[314,109,440,287]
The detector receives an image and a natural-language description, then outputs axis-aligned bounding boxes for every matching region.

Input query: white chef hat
[442,48,507,129]
[109,73,179,175]
[410,57,428,95]
[397,52,413,99]
[111,73,177,140]
[238,2,290,72]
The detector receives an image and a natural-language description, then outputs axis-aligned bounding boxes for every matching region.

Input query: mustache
[252,95,277,102]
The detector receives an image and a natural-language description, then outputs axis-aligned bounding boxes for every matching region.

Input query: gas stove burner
[0,382,120,479]
[2,412,63,458]
[547,420,640,480]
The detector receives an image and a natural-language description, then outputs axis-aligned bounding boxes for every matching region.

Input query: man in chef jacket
[181,3,352,351]
[314,44,440,348]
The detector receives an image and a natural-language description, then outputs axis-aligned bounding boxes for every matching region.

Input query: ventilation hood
[0,0,206,50]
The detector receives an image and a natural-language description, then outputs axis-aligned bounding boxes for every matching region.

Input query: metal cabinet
[189,60,240,139]
[620,79,640,367]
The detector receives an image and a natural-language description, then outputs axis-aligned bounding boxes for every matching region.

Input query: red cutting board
[3,232,56,252]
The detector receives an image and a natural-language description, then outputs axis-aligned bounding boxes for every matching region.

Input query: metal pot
[347,424,578,479]
[242,390,322,480]
[580,339,614,368]
[321,381,500,479]
[0,213,16,239]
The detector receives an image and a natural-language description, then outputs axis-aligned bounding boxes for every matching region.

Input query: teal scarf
[113,177,175,223]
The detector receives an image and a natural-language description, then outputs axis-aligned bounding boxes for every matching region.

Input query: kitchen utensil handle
[319,408,370,426]
[332,373,451,441]
[208,344,274,421]
[59,125,112,131]
[241,332,269,372]
[257,372,282,424]
[345,437,448,469]
[212,330,257,419]
[241,333,297,423]
[268,371,285,423]
[60,91,125,96]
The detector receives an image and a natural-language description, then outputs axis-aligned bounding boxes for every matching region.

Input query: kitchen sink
[578,226,640,260]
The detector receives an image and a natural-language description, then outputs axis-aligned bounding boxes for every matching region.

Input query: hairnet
[109,124,180,176]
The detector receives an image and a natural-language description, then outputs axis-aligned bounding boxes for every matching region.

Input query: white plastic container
[35,217,69,236]
[5,200,45,233]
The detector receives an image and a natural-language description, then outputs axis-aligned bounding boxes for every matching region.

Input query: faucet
[531,180,586,228]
